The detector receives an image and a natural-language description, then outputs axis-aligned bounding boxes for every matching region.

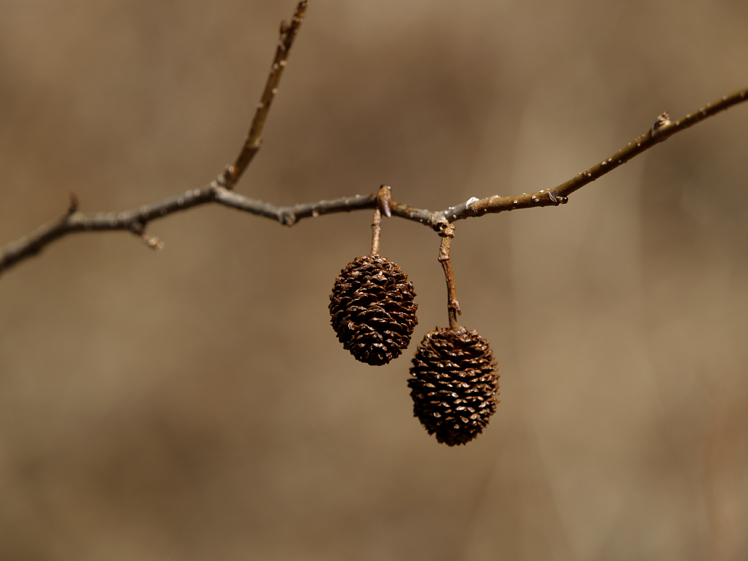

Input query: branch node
[465,196,480,215]
[431,212,450,232]
[548,190,568,206]
[280,211,297,227]
[438,222,455,240]
[216,166,234,190]
[651,111,672,136]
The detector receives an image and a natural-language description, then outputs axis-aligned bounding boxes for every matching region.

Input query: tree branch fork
[1,0,747,277]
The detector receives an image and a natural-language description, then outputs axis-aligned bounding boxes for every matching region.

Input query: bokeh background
[2,0,748,559]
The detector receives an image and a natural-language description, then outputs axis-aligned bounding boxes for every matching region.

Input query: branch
[1,0,746,279]
[0,186,380,275]
[214,188,376,226]
[0,0,311,277]
[219,0,308,189]
[445,88,748,222]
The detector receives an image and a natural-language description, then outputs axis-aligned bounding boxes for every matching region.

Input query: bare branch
[213,188,376,225]
[0,186,380,275]
[2,87,747,277]
[445,87,748,222]
[220,0,309,189]
[0,187,213,275]
[0,1,311,276]
[1,0,746,281]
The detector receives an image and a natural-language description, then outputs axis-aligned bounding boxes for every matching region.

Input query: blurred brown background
[1,0,748,559]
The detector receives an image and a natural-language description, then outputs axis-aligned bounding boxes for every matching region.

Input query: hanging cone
[408,327,499,445]
[329,255,418,366]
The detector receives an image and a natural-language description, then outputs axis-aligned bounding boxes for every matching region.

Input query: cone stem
[370,185,392,256]
[438,223,461,331]
[371,208,382,255]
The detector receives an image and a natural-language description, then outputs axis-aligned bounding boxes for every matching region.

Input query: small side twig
[129,221,165,251]
[438,223,461,332]
[219,0,308,189]
[67,192,79,215]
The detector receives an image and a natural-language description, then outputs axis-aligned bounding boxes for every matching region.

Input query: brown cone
[408,327,499,445]
[329,255,418,366]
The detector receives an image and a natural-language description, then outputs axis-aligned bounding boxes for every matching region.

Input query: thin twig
[0,186,381,274]
[0,187,214,274]
[447,87,748,222]
[214,188,376,226]
[437,223,461,331]
[219,0,308,189]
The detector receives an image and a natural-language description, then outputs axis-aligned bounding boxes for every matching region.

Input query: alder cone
[329,255,418,366]
[408,328,499,446]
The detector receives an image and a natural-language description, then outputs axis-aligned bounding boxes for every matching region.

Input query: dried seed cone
[408,328,499,446]
[329,255,418,366]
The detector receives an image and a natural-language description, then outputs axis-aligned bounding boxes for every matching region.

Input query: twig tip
[144,236,165,251]
[376,185,392,218]
[68,192,79,215]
